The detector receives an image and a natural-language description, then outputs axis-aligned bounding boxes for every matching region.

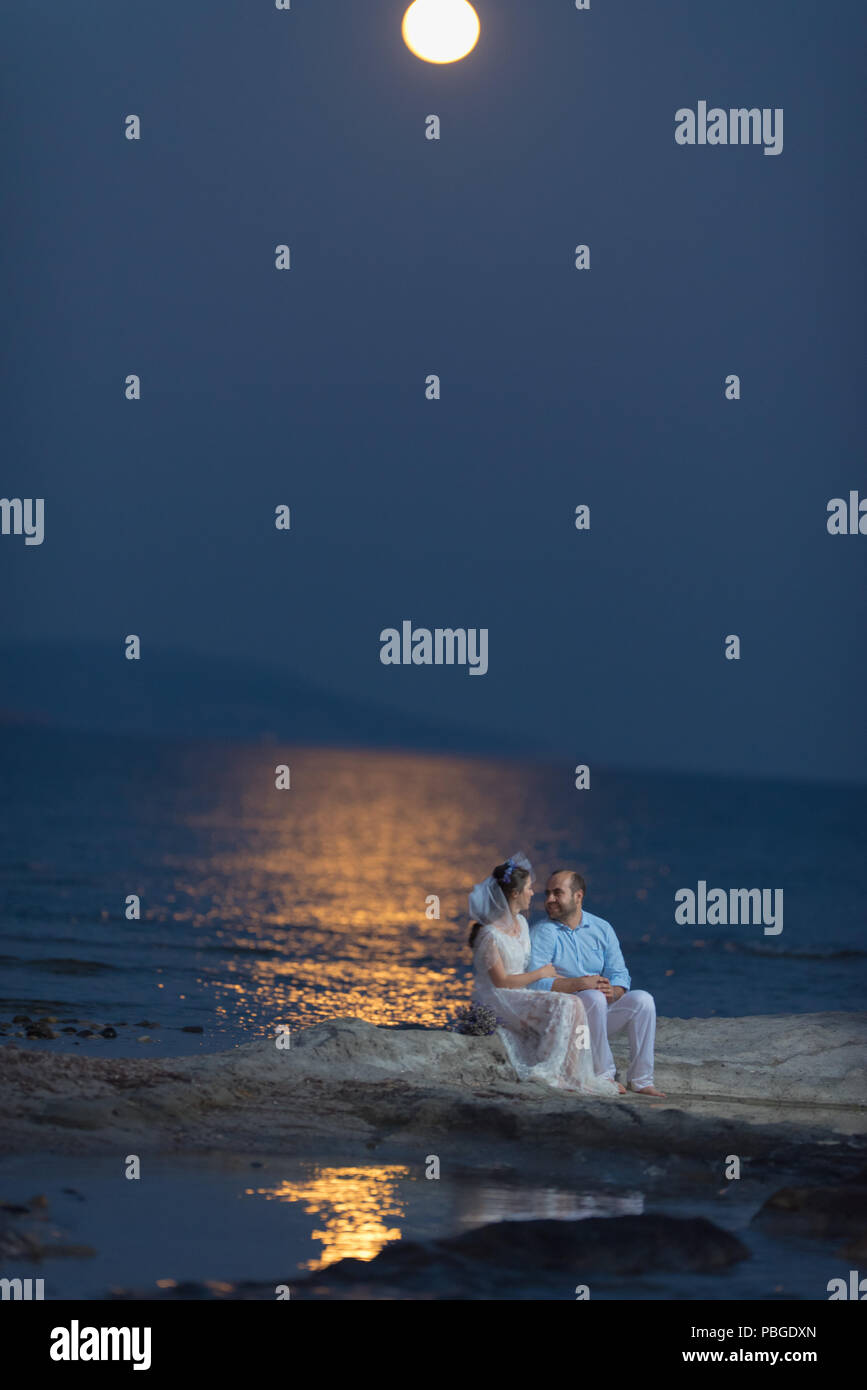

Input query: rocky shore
[2,1012,865,1164]
[2,1013,865,1299]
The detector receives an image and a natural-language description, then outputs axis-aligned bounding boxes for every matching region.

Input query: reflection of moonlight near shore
[402,0,480,64]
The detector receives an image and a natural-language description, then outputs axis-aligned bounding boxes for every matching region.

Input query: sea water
[1,728,865,1057]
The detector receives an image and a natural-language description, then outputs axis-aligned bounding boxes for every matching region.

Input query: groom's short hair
[551,870,586,896]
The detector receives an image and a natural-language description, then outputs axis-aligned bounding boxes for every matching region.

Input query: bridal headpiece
[468,852,533,927]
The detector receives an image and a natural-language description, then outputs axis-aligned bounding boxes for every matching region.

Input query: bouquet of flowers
[450,1001,499,1036]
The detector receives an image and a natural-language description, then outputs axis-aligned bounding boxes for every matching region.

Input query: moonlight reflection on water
[187,747,544,1033]
[2,732,862,1045]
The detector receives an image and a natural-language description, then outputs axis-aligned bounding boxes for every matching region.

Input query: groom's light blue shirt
[528,912,631,991]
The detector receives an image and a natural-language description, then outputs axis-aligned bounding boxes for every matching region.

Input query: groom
[528,870,665,1096]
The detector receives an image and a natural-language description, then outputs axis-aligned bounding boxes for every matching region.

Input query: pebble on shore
[1,1016,192,1044]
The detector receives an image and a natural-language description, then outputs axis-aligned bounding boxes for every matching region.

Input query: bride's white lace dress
[472,915,619,1096]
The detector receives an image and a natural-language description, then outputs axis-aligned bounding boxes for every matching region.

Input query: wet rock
[295,1213,749,1297]
[135,1021,158,1028]
[61,1027,77,1034]
[0,1226,44,1261]
[752,1185,867,1240]
[26,1023,58,1039]
[100,1027,118,1039]
[0,1220,95,1261]
[76,1030,94,1038]
[110,1279,258,1301]
[181,1026,204,1034]
[12,1015,31,1024]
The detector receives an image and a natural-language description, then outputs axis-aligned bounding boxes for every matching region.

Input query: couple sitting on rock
[468,854,665,1098]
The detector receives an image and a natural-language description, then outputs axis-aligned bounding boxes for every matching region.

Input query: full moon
[401,0,481,65]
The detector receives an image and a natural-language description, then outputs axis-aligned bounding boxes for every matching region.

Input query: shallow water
[2,729,865,1058]
[0,1149,853,1301]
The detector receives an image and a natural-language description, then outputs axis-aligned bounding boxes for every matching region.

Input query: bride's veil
[468,852,533,926]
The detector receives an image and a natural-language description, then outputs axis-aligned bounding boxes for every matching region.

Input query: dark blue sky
[2,1,865,780]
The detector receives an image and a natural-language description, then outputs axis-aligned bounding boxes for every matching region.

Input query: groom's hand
[573,974,608,992]
[551,974,613,994]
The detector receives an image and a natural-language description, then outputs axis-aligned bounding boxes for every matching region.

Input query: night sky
[2,1,865,781]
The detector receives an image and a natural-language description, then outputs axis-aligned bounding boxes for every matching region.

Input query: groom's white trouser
[580,989,656,1090]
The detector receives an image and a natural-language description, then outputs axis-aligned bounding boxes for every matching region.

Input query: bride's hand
[540,964,559,978]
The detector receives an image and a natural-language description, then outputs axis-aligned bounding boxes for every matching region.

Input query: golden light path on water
[169,749,585,1034]
[246,1166,410,1270]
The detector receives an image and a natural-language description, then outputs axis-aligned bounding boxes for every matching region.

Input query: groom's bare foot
[615,1081,627,1094]
[630,1084,666,1096]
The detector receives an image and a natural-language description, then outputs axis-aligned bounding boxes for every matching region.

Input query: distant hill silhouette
[0,641,523,753]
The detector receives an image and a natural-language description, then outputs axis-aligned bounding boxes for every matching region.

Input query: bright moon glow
[402,0,481,65]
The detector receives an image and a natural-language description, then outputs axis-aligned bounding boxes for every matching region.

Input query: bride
[469,854,620,1097]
